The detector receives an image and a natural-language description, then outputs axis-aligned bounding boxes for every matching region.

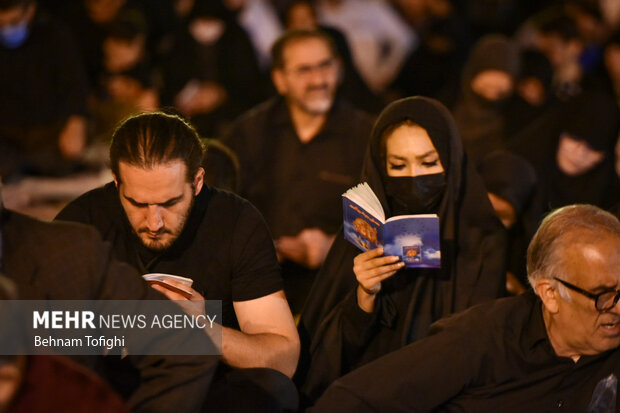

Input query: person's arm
[312,312,484,412]
[225,290,300,377]
[153,284,300,378]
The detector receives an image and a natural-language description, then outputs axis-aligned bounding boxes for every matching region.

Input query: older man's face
[115,160,203,251]
[273,37,340,116]
[553,234,620,356]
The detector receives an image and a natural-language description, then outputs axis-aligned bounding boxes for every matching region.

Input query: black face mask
[384,173,446,216]
[471,90,510,111]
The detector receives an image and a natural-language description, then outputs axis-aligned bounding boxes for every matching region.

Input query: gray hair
[527,204,620,293]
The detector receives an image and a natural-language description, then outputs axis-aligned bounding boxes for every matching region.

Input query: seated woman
[296,96,506,403]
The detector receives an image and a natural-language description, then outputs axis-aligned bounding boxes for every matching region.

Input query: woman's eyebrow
[416,150,439,160]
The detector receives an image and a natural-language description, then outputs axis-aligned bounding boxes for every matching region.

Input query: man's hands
[150,279,206,319]
[353,248,404,313]
[275,228,336,269]
[149,281,300,377]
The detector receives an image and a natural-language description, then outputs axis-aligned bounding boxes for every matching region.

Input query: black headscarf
[297,97,506,403]
[477,151,537,217]
[453,34,520,165]
[509,89,620,211]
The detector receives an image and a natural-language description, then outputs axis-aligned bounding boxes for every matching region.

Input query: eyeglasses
[285,58,337,78]
[553,277,620,312]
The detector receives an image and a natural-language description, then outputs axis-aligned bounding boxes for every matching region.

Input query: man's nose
[146,206,164,231]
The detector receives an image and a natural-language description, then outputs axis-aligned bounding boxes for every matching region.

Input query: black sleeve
[229,200,283,301]
[312,314,484,412]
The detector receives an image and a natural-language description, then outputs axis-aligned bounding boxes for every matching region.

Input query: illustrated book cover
[342,182,441,268]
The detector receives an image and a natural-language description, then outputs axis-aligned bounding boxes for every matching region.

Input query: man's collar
[274,96,343,140]
[522,290,552,352]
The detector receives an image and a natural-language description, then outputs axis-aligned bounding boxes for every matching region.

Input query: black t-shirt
[225,97,373,237]
[56,183,283,329]
[314,291,620,412]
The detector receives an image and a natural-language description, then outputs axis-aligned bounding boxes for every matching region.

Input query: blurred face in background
[272,37,340,116]
[85,0,125,24]
[487,192,516,228]
[517,77,546,106]
[471,69,514,101]
[286,2,317,30]
[604,43,620,82]
[556,133,605,176]
[0,356,25,413]
[0,2,35,49]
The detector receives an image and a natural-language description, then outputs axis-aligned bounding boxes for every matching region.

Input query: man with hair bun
[57,112,299,381]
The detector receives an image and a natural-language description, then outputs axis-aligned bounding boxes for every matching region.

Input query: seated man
[1,191,216,412]
[224,29,374,311]
[56,111,300,378]
[313,204,620,412]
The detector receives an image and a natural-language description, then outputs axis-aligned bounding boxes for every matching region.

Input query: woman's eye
[422,160,439,167]
[389,163,406,170]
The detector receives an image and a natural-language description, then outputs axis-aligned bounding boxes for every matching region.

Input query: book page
[342,182,385,222]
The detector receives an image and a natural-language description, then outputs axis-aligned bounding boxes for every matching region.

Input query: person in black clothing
[224,29,374,312]
[283,0,381,113]
[159,0,264,137]
[452,34,520,166]
[296,96,506,404]
[0,191,216,412]
[0,0,89,179]
[504,48,556,139]
[56,112,300,381]
[477,150,539,294]
[313,204,620,412]
[509,88,620,213]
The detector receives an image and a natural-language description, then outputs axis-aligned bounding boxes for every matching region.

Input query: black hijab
[509,89,620,211]
[297,97,506,402]
[453,34,520,165]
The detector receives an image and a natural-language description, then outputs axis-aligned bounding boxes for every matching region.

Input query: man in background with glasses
[312,204,620,412]
[225,29,373,313]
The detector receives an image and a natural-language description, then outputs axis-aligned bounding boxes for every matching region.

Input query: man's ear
[272,68,287,95]
[193,167,205,195]
[112,173,119,188]
[535,277,560,314]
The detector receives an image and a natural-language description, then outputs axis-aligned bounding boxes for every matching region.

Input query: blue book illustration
[343,183,441,268]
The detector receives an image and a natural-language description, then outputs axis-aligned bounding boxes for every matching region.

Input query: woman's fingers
[354,254,402,276]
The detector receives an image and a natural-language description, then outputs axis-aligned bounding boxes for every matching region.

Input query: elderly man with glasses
[312,204,620,412]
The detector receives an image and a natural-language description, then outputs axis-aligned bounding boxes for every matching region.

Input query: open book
[142,273,195,299]
[342,183,441,268]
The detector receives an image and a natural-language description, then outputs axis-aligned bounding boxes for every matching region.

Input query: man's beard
[297,85,334,115]
[135,195,195,252]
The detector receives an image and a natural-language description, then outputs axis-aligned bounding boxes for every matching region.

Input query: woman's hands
[353,247,404,313]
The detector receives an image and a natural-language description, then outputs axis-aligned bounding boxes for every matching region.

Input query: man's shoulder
[56,182,120,227]
[431,293,538,338]
[205,187,266,224]
[4,209,108,274]
[331,99,374,124]
[229,97,282,129]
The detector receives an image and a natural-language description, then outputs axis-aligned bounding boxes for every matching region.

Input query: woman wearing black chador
[296,96,506,404]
